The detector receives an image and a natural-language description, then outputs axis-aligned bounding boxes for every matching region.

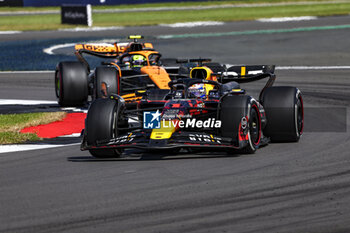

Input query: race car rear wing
[74,41,155,71]
[214,65,275,83]
[74,43,123,71]
[225,64,274,76]
[75,43,125,57]
[75,41,155,57]
[215,65,276,101]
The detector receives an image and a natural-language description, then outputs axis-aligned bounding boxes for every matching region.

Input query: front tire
[85,98,123,158]
[55,61,88,106]
[220,95,261,154]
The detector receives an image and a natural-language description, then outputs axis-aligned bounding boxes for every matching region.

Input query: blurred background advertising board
[0,0,23,6]
[61,4,92,26]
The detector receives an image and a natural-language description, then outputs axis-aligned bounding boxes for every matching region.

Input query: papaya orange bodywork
[141,66,171,89]
[75,42,154,57]
[74,39,167,100]
[121,93,142,102]
[75,43,117,54]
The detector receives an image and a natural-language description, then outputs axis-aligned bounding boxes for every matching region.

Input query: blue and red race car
[81,65,303,158]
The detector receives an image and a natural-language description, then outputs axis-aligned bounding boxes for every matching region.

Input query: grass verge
[0,0,338,12]
[0,112,66,144]
[0,1,349,31]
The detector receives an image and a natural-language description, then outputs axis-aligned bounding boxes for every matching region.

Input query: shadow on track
[67,149,241,162]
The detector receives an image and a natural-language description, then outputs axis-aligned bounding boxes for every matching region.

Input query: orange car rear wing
[74,42,130,57]
[75,42,154,56]
[75,41,155,71]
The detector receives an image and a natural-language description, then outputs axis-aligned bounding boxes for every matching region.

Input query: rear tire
[55,61,88,106]
[85,98,122,158]
[219,95,261,154]
[261,86,303,142]
[94,66,119,99]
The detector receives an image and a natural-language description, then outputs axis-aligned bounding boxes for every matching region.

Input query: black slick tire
[55,61,88,106]
[94,66,119,99]
[219,95,261,154]
[85,98,122,158]
[261,86,303,142]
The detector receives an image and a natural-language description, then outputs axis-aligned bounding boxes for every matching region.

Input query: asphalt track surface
[1,16,350,233]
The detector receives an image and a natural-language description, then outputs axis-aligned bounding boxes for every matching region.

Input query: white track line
[276,66,350,70]
[43,43,76,55]
[0,100,83,153]
[257,16,317,22]
[42,39,123,55]
[0,99,57,105]
[0,143,80,154]
[0,31,22,34]
[58,26,124,32]
[59,133,81,138]
[0,99,88,113]
[160,21,224,28]
[223,65,350,70]
[61,107,87,113]
[0,71,53,74]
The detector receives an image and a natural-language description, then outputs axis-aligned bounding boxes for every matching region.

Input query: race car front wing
[81,130,251,151]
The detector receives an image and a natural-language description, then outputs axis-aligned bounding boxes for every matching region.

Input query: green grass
[0,0,336,12]
[93,3,350,26]
[1,2,349,31]
[0,15,71,31]
[0,112,66,144]
[0,132,40,145]
[0,1,349,31]
[0,6,57,12]
[92,0,338,9]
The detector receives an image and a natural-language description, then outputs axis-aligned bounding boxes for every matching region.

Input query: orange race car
[54,35,274,107]
[54,35,181,107]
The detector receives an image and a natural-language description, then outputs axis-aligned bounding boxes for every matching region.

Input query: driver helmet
[149,58,157,66]
[149,55,159,66]
[188,83,206,99]
[122,56,131,68]
[131,54,146,68]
